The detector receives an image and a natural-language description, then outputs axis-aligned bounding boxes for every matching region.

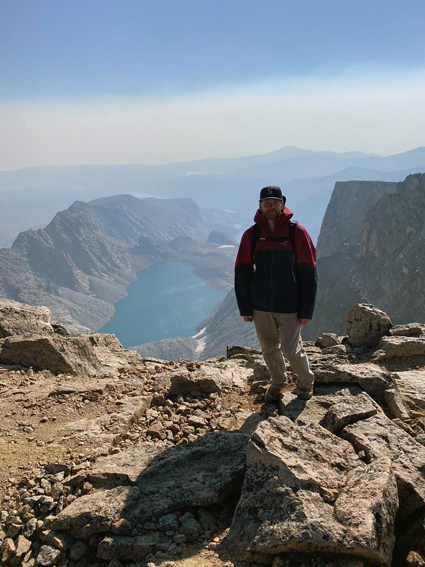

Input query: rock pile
[1,300,425,567]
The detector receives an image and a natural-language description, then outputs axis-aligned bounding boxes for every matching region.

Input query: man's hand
[299,318,310,325]
[242,315,253,322]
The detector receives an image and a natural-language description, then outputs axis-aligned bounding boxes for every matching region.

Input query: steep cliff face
[305,174,425,340]
[357,174,425,322]
[316,180,397,258]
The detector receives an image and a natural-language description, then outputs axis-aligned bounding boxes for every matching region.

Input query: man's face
[259,198,283,221]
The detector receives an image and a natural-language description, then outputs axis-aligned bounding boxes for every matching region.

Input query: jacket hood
[254,206,293,231]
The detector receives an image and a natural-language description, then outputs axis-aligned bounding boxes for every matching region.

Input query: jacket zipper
[270,226,274,312]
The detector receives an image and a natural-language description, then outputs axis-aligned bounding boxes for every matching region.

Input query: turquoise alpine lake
[100,261,226,347]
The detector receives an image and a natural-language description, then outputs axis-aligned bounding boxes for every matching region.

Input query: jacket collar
[254,206,294,232]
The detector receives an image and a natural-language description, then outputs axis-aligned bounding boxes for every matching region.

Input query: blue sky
[1,0,425,169]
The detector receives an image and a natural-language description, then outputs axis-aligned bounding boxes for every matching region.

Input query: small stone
[158,514,178,533]
[69,540,89,561]
[111,519,133,536]
[407,551,425,567]
[13,535,32,563]
[51,483,63,501]
[1,538,16,563]
[7,523,22,538]
[23,518,38,538]
[179,518,202,542]
[36,545,61,567]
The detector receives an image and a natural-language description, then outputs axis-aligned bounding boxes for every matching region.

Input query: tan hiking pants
[253,310,314,390]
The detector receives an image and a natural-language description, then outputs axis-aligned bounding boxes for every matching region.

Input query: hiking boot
[265,386,282,404]
[294,387,313,400]
[276,394,286,416]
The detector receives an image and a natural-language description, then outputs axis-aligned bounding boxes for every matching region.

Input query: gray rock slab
[47,431,249,538]
[392,370,425,411]
[342,413,425,517]
[313,363,393,403]
[375,336,425,360]
[320,392,378,434]
[0,334,102,375]
[226,417,397,564]
[0,331,145,376]
[346,304,392,348]
[282,385,369,426]
[73,440,173,488]
[0,298,54,338]
[390,323,425,337]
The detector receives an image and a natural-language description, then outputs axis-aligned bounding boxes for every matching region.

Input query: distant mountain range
[1,146,425,247]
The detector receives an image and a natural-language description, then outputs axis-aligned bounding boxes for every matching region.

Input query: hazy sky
[1,0,425,170]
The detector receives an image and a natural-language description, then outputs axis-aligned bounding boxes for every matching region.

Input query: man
[235,186,317,404]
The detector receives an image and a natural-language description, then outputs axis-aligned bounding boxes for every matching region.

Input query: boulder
[342,413,425,517]
[168,361,249,395]
[390,323,425,337]
[0,298,54,338]
[0,331,144,376]
[321,333,342,348]
[226,417,398,564]
[346,304,392,348]
[313,363,393,404]
[375,336,425,360]
[47,431,249,538]
[320,391,378,434]
[392,370,425,411]
[0,334,102,375]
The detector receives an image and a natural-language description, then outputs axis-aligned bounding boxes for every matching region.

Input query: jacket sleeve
[234,227,255,316]
[295,225,318,319]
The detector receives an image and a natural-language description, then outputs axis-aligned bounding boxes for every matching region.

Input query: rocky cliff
[316,180,397,259]
[2,299,425,567]
[304,173,425,340]
[0,196,236,334]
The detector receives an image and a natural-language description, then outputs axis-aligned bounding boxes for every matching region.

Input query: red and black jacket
[235,207,317,319]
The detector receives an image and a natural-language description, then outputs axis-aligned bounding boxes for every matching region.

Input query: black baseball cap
[259,186,286,203]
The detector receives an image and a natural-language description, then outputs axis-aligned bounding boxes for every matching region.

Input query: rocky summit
[1,300,425,567]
